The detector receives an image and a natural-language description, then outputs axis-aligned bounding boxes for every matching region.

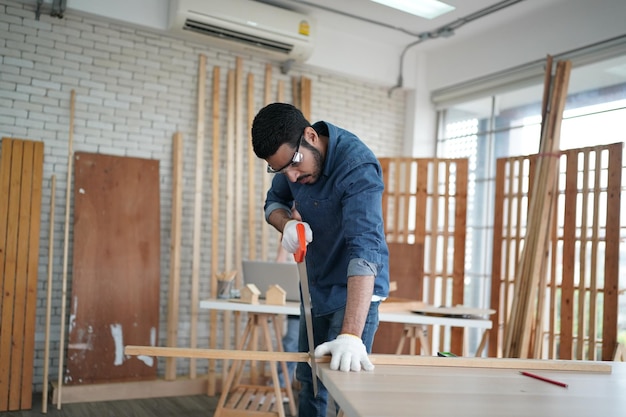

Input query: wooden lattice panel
[376,157,468,355]
[489,143,622,361]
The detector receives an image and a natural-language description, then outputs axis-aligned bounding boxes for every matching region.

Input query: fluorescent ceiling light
[370,0,455,19]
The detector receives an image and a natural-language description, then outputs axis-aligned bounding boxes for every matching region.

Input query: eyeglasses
[266,134,304,174]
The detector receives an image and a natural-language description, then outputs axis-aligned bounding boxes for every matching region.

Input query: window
[435,49,626,355]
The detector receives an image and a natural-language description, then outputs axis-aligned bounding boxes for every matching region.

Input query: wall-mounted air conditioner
[169,0,315,63]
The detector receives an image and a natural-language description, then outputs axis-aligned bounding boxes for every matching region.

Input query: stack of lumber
[503,57,572,358]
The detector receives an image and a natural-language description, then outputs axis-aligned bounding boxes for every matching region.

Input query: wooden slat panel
[0,138,44,411]
[490,142,622,361]
[377,157,467,355]
[66,152,160,385]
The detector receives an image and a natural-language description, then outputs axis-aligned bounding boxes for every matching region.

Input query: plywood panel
[66,152,160,384]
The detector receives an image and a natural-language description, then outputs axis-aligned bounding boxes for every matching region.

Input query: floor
[2,394,220,417]
[3,391,303,417]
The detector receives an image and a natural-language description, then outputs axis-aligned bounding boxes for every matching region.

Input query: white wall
[64,0,626,158]
[407,0,626,153]
[1,0,406,393]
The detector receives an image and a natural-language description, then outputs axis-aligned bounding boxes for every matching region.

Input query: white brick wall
[0,0,406,393]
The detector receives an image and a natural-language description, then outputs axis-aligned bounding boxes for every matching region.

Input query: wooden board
[372,242,423,354]
[66,152,160,384]
[0,138,44,411]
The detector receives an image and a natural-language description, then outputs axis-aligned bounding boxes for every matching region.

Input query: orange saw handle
[294,222,307,263]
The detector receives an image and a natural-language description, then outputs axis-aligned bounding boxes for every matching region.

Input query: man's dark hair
[251,102,311,159]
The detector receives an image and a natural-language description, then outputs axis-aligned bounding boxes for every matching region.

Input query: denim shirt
[264,121,389,316]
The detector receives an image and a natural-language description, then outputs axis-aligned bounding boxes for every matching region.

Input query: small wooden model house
[265,284,287,306]
[240,283,261,304]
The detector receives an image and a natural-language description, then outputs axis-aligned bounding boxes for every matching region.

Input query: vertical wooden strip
[300,76,311,120]
[576,149,590,359]
[223,69,236,385]
[57,89,75,409]
[402,161,412,242]
[165,133,183,380]
[208,65,221,397]
[291,77,300,108]
[588,147,602,360]
[9,141,32,410]
[428,161,440,306]
[414,162,428,255]
[42,175,56,413]
[602,142,621,361]
[379,158,390,236]
[488,158,505,358]
[438,162,450,350]
[451,159,467,354]
[392,159,401,241]
[0,140,23,411]
[559,151,578,360]
[190,54,206,378]
[247,72,257,260]
[547,175,560,359]
[0,138,14,411]
[19,141,43,409]
[234,57,243,287]
[260,64,273,261]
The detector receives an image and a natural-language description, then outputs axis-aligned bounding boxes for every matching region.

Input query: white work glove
[314,334,375,372]
[281,220,312,254]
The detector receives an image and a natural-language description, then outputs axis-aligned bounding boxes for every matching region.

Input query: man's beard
[298,143,324,183]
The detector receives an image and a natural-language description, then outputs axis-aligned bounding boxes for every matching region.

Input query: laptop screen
[241,260,301,302]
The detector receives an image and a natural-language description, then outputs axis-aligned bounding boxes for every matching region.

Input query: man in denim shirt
[251,103,389,417]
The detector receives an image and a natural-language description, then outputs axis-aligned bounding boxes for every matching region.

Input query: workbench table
[317,361,626,417]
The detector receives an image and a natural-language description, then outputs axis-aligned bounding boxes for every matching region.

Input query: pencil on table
[520,371,568,388]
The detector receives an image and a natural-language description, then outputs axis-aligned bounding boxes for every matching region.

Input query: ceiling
[256,0,567,48]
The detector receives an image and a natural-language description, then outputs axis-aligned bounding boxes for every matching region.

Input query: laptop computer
[241,260,301,302]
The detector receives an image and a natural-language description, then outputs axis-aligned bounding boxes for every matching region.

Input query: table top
[317,361,626,417]
[199,298,492,329]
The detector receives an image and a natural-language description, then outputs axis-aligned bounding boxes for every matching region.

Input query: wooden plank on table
[66,152,160,385]
[124,346,612,373]
[165,133,183,381]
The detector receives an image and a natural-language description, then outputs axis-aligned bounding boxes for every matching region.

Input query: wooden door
[65,152,160,384]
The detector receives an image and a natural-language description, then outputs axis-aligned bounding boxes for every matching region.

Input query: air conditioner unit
[169,0,315,62]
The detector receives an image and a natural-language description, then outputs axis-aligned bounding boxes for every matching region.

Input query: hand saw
[294,222,318,397]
